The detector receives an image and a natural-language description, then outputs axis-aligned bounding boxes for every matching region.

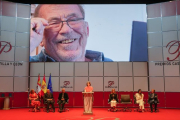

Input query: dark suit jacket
[148,93,158,104]
[108,93,119,103]
[44,93,54,103]
[58,93,69,102]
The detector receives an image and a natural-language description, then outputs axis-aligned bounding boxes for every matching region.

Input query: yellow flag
[41,74,47,95]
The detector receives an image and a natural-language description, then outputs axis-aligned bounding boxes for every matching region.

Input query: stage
[0,108,180,120]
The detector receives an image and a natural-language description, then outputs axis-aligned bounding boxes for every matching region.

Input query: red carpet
[0,108,180,120]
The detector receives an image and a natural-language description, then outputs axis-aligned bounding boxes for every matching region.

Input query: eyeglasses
[47,18,85,30]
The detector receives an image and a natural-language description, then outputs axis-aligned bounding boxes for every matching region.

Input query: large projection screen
[30,4,147,62]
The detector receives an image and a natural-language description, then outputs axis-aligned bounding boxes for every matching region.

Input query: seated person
[58,88,69,112]
[108,89,118,112]
[29,89,40,112]
[148,89,158,113]
[135,89,145,112]
[44,89,55,113]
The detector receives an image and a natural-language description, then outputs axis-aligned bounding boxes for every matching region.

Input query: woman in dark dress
[109,89,119,111]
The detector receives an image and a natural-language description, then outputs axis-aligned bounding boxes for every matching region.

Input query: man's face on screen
[40,5,89,61]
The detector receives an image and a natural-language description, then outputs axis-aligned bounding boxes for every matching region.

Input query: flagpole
[39,73,40,100]
[40,74,41,105]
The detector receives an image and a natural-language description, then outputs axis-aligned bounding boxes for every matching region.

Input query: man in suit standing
[58,88,69,113]
[148,89,158,113]
[44,89,55,113]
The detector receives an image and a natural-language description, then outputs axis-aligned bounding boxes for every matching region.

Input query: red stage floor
[0,108,180,120]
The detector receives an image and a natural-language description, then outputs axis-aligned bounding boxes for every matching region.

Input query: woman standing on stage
[29,89,40,112]
[109,89,119,111]
[84,81,93,113]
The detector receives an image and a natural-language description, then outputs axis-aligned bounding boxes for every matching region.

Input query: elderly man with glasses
[30,4,113,62]
[58,88,69,113]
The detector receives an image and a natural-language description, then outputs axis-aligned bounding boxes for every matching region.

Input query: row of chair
[0,93,12,97]
[108,94,159,112]
[1,93,158,112]
[29,97,69,112]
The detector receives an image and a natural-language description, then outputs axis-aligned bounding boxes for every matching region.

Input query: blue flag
[47,74,53,93]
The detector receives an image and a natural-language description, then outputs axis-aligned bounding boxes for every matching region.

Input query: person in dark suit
[148,89,158,113]
[44,89,55,113]
[108,89,119,112]
[58,88,69,112]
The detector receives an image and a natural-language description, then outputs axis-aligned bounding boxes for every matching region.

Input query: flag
[36,74,42,98]
[47,74,53,93]
[41,74,47,97]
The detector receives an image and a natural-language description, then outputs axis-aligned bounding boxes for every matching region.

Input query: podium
[82,92,94,115]
[3,97,10,110]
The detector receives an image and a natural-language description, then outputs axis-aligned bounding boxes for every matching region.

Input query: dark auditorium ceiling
[4,0,174,5]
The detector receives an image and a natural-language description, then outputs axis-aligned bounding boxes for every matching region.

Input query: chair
[1,93,5,97]
[133,95,146,112]
[57,99,69,112]
[107,94,119,112]
[147,94,160,112]
[9,93,12,97]
[120,94,132,112]
[29,99,41,112]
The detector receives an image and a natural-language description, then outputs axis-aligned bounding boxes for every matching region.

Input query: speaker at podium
[82,81,94,115]
[82,92,94,115]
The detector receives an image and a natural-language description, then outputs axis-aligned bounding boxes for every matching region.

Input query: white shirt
[135,93,144,101]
